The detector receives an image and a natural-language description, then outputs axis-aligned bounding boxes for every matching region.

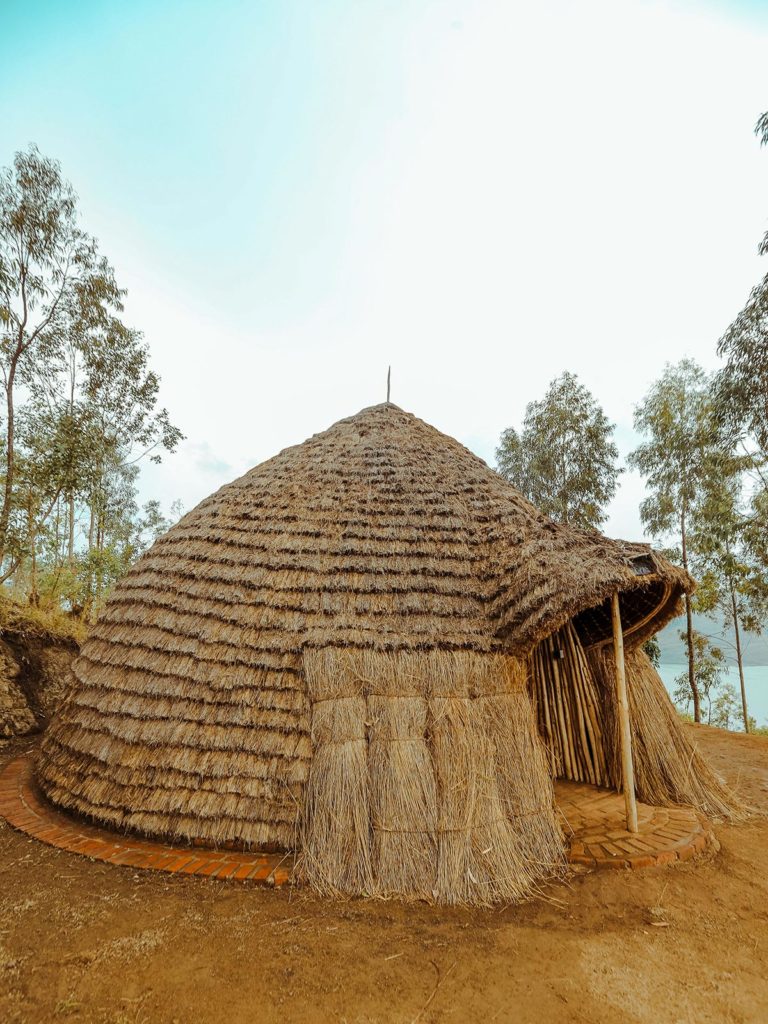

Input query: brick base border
[0,753,717,884]
[556,780,718,871]
[0,753,293,884]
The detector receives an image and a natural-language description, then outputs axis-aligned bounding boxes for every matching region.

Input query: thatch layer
[52,403,690,662]
[588,647,747,820]
[529,631,745,821]
[298,649,566,904]
[38,648,308,850]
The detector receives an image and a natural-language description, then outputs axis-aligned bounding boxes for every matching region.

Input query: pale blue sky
[1,0,767,540]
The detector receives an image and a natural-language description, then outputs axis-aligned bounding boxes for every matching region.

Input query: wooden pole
[611,591,638,833]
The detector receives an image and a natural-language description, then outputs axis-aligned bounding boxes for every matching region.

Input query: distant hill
[657,612,768,666]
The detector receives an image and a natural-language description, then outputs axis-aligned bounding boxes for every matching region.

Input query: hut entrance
[529,621,616,790]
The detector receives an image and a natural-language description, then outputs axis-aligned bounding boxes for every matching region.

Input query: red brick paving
[0,753,293,886]
[555,779,717,871]
[0,753,716,883]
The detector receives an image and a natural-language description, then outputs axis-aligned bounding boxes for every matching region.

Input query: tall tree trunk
[83,493,96,620]
[730,584,750,733]
[27,494,39,607]
[94,510,105,610]
[67,357,76,566]
[680,508,701,723]
[88,499,95,552]
[68,493,75,564]
[0,362,18,568]
[54,497,61,566]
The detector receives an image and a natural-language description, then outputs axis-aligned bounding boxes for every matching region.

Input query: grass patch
[0,594,85,646]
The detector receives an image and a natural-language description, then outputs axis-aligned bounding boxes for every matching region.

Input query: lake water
[658,663,768,730]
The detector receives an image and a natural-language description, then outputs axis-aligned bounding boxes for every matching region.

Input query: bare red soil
[1,723,767,1024]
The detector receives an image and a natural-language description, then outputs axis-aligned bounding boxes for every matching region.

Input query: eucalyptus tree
[79,318,182,557]
[716,110,768,585]
[495,371,621,530]
[690,474,767,732]
[0,146,183,609]
[0,146,122,577]
[717,111,768,456]
[11,408,67,605]
[672,630,725,725]
[628,359,731,723]
[700,107,768,731]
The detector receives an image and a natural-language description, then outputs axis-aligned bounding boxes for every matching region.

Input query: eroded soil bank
[1,723,767,1024]
[0,602,80,738]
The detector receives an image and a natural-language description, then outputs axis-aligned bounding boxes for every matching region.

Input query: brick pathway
[555,779,717,870]
[0,753,292,885]
[0,753,715,882]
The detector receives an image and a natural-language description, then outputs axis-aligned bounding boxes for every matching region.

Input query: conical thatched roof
[38,403,693,902]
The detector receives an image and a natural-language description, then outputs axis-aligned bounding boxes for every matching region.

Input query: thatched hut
[37,404,737,904]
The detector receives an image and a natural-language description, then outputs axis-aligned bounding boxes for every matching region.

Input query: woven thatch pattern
[298,649,565,904]
[38,650,307,849]
[37,403,694,899]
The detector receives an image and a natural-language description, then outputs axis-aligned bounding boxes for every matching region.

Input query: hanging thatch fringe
[298,648,566,905]
[588,646,748,820]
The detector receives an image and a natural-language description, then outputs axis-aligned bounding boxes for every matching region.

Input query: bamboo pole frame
[611,591,638,833]
[529,625,611,789]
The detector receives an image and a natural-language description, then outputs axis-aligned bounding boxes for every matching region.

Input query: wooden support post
[611,591,638,833]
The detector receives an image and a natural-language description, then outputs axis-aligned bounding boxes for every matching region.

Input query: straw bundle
[299,649,565,904]
[367,694,437,896]
[588,645,746,819]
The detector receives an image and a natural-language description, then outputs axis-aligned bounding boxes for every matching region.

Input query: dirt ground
[1,724,767,1024]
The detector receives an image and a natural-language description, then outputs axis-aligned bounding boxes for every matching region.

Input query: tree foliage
[672,630,726,725]
[495,372,620,530]
[628,359,734,723]
[0,146,182,618]
[715,110,768,571]
[628,360,726,539]
[716,286,768,461]
[703,109,768,730]
[630,358,765,730]
[687,451,767,732]
[642,635,661,668]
